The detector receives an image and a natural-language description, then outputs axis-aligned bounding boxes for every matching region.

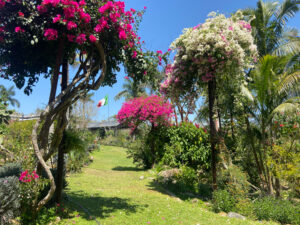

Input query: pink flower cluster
[14,26,25,33]
[239,21,251,31]
[0,0,8,8]
[117,95,174,131]
[19,170,39,183]
[44,28,58,40]
[36,0,143,58]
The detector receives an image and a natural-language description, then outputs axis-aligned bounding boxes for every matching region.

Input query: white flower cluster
[170,11,258,83]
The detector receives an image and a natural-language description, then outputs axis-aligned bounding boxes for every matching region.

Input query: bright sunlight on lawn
[60,146,276,225]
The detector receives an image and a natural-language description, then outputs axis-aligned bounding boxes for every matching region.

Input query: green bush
[0,163,21,178]
[218,165,250,199]
[0,176,20,225]
[253,197,300,224]
[212,189,236,213]
[235,198,255,219]
[127,122,210,170]
[161,122,210,171]
[58,129,98,173]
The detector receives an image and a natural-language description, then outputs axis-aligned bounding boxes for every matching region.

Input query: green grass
[60,146,276,225]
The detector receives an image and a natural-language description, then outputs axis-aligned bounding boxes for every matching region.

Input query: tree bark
[49,39,64,104]
[208,78,218,190]
[55,57,69,204]
[245,114,266,190]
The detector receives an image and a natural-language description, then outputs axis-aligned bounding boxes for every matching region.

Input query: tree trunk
[275,177,280,197]
[245,114,266,191]
[208,78,218,190]
[49,39,64,104]
[55,57,69,204]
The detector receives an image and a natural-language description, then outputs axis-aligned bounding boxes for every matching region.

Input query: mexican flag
[97,95,108,108]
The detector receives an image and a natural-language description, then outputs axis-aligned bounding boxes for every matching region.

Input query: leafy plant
[0,176,20,225]
[212,189,236,213]
[253,197,300,224]
[161,122,210,171]
[0,163,21,178]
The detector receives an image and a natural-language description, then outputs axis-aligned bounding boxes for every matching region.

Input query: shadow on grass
[112,166,146,172]
[147,180,212,201]
[66,190,148,220]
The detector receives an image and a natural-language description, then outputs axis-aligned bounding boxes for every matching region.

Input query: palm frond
[240,84,254,102]
[271,102,300,114]
[278,71,300,94]
[273,34,300,56]
[114,90,128,101]
[275,0,299,25]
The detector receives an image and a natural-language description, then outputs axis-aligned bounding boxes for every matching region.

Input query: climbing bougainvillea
[117,95,174,131]
[0,0,161,94]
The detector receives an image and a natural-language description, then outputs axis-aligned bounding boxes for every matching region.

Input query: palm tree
[114,78,146,101]
[0,85,20,107]
[249,0,300,56]
[244,54,300,195]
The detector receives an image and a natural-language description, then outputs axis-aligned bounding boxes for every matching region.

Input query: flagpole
[107,98,109,122]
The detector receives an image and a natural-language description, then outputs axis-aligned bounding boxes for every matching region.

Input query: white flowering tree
[167,11,258,189]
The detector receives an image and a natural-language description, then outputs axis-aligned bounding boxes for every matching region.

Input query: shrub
[235,198,255,219]
[218,165,250,199]
[253,197,300,224]
[0,176,20,225]
[0,163,21,178]
[161,122,210,171]
[212,189,236,213]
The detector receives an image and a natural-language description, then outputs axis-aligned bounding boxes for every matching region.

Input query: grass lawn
[60,146,276,225]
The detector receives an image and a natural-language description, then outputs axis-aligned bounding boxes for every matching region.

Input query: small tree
[117,95,173,167]
[169,11,257,189]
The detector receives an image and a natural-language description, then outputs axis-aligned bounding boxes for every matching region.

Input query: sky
[1,0,300,121]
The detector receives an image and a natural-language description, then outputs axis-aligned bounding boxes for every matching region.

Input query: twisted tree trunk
[55,57,69,204]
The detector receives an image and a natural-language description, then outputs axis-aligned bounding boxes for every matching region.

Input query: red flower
[279,124,284,127]
[18,11,24,17]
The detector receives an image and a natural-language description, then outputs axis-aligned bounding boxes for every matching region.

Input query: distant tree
[0,85,20,108]
[114,78,146,101]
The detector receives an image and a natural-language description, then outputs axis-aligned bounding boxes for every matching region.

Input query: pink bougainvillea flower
[89,34,97,43]
[279,124,284,127]
[53,14,61,23]
[19,170,39,183]
[156,50,163,54]
[67,34,75,42]
[124,76,129,80]
[132,51,137,58]
[44,28,58,40]
[18,11,24,17]
[76,33,86,45]
[118,29,127,40]
[79,0,85,6]
[0,0,6,9]
[15,26,24,33]
[67,21,77,30]
[37,5,47,14]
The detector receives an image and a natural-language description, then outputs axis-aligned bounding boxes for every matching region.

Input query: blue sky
[1,0,299,121]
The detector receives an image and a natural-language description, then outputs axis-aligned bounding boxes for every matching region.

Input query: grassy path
[61,146,276,225]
